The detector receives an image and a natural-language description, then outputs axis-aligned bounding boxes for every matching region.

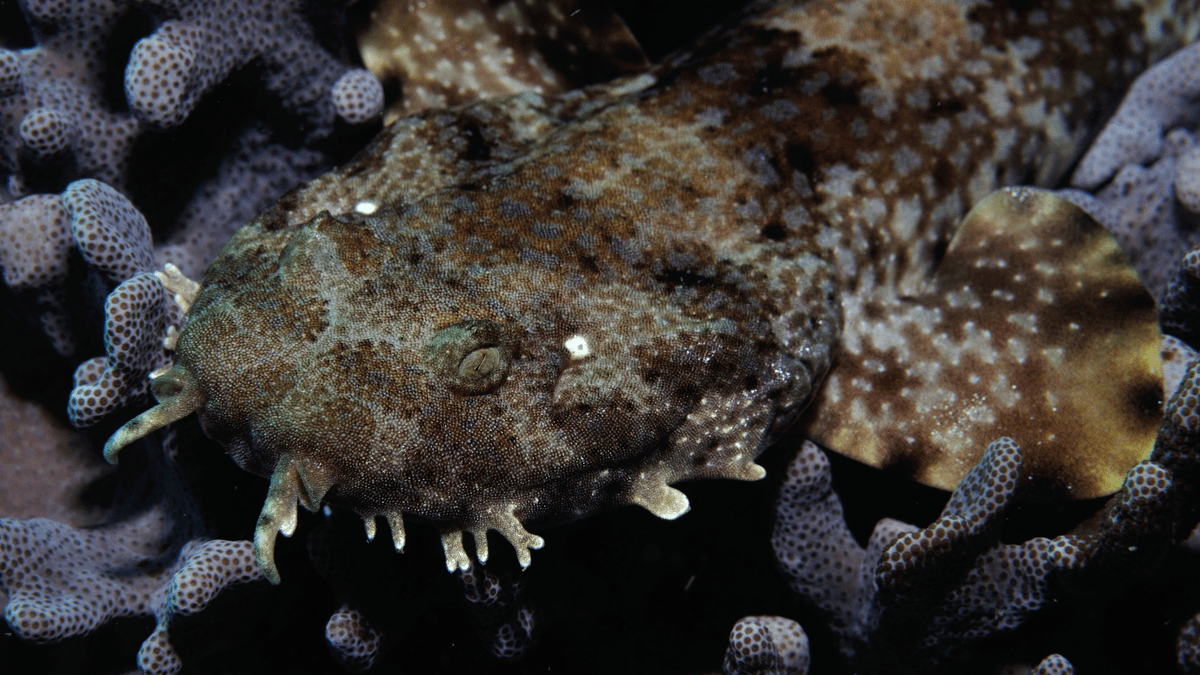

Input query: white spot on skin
[891,197,923,241]
[820,164,863,198]
[1019,99,1047,127]
[1064,26,1092,54]
[892,146,924,176]
[919,55,945,79]
[564,335,590,359]
[1041,67,1063,89]
[1008,312,1038,333]
[1042,347,1065,368]
[696,107,727,127]
[991,374,1020,407]
[981,79,1013,118]
[355,201,379,214]
[1010,36,1043,60]
[1007,337,1027,363]
[920,118,951,149]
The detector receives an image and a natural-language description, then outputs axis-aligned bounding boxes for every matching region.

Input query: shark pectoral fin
[801,187,1163,500]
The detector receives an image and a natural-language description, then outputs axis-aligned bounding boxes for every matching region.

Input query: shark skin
[105,0,1191,576]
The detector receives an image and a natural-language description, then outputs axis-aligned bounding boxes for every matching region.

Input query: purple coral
[0,510,175,644]
[0,193,75,355]
[59,180,180,428]
[1,0,381,198]
[1061,41,1200,300]
[136,539,271,675]
[1162,247,1200,349]
[62,178,155,283]
[0,0,140,191]
[723,615,810,675]
[1034,654,1075,675]
[768,355,1200,673]
[457,559,539,661]
[1071,42,1200,191]
[123,0,381,132]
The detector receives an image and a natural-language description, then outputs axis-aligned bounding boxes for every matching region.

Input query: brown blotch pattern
[104,0,1186,574]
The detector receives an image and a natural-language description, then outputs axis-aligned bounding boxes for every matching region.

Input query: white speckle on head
[905,89,931,110]
[698,62,739,85]
[945,286,981,309]
[782,48,813,68]
[355,201,379,214]
[761,99,802,122]
[981,79,1013,119]
[1075,71,1094,95]
[859,84,896,120]
[801,71,831,95]
[1045,390,1059,410]
[564,334,590,359]
[1037,288,1054,303]
[963,60,992,76]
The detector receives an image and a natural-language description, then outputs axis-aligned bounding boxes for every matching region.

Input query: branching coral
[1061,42,1200,300]
[1071,43,1200,192]
[1,0,381,197]
[123,0,378,134]
[136,539,271,675]
[457,558,539,662]
[767,357,1200,673]
[0,508,175,644]
[723,615,810,675]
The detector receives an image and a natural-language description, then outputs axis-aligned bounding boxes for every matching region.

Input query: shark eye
[459,346,502,380]
[425,319,519,394]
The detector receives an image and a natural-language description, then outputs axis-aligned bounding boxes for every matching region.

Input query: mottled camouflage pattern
[106,0,1197,575]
